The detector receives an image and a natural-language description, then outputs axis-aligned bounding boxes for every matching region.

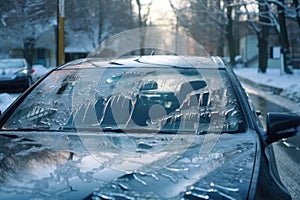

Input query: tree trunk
[257,1,269,73]
[24,37,34,67]
[226,0,236,66]
[136,0,145,55]
[257,30,268,73]
[278,0,293,74]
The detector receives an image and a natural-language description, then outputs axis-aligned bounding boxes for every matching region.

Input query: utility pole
[57,0,65,65]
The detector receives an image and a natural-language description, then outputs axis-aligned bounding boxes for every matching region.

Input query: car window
[2,65,245,133]
[0,60,25,69]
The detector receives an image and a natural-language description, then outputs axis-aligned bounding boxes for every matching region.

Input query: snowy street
[234,67,300,111]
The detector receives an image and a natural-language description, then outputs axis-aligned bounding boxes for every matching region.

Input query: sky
[148,0,175,27]
[133,0,176,29]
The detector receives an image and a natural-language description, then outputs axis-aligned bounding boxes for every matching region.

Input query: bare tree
[277,0,293,73]
[257,0,270,73]
[96,0,135,43]
[134,0,152,55]
[0,0,56,63]
[169,0,228,57]
[227,0,237,65]
[64,0,100,49]
[240,0,296,73]
[0,0,137,60]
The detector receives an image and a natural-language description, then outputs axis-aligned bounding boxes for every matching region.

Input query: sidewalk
[233,67,300,114]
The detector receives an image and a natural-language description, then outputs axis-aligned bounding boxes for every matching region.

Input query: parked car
[0,55,299,199]
[0,58,34,92]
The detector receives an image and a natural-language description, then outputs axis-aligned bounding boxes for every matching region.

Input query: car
[0,58,34,92]
[0,55,299,199]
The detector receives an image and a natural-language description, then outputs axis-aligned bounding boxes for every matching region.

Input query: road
[247,92,300,200]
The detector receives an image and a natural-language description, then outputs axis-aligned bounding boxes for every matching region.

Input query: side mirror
[265,112,300,145]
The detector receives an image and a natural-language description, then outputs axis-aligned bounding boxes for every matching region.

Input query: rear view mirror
[265,112,300,145]
[140,81,158,91]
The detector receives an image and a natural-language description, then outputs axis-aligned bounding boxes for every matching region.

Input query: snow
[234,67,300,106]
[32,64,52,77]
[0,93,19,112]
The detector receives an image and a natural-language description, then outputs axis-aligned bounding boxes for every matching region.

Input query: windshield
[0,59,25,69]
[2,64,245,133]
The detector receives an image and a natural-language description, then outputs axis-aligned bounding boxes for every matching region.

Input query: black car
[0,55,299,199]
[0,58,34,92]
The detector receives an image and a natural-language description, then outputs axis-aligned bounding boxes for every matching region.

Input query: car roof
[58,55,226,70]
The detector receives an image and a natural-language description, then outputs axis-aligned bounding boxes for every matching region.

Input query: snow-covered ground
[234,67,300,106]
[0,93,19,112]
[33,64,52,79]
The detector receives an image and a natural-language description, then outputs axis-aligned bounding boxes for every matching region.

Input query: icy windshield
[2,65,245,133]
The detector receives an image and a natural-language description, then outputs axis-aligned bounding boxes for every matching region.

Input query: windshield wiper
[0,133,34,142]
[64,126,179,134]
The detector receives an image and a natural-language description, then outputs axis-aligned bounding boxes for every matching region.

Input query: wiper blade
[61,125,203,135]
[0,133,34,142]
[109,61,123,65]
[157,129,188,134]
[71,126,196,134]
[3,127,71,133]
[70,126,178,134]
[15,128,58,132]
[100,127,179,134]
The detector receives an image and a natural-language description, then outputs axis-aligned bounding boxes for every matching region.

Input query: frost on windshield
[3,70,77,130]
[3,65,245,133]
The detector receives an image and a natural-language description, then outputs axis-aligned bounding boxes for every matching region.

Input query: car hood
[0,67,25,75]
[0,130,259,199]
